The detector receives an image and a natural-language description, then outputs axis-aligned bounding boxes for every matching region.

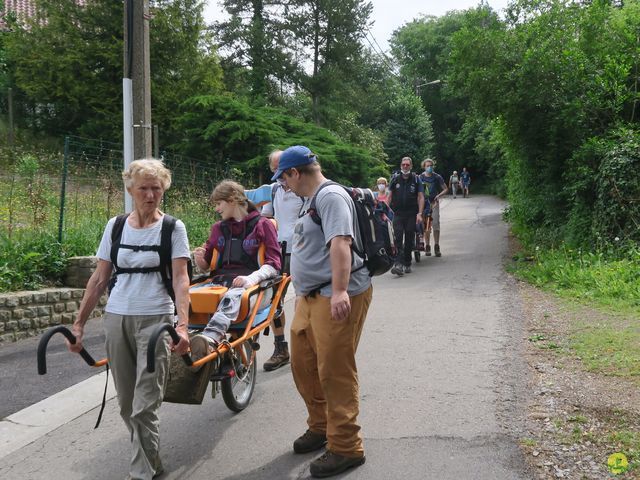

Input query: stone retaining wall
[0,256,106,344]
[0,288,107,343]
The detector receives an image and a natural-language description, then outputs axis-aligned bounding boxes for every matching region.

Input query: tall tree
[288,0,372,125]
[390,7,502,177]
[0,0,8,93]
[5,0,221,140]
[6,0,122,137]
[149,0,223,145]
[447,0,640,244]
[382,89,433,165]
[0,0,10,123]
[215,0,294,101]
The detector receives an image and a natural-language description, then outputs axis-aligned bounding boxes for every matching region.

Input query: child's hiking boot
[293,429,327,454]
[189,334,218,371]
[263,341,290,371]
[434,244,441,257]
[425,245,431,256]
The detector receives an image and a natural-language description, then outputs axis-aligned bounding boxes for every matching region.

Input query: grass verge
[510,244,640,380]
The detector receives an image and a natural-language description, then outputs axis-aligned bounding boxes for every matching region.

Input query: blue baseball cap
[271,145,317,181]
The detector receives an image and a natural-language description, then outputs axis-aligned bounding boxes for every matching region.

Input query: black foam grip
[37,325,96,375]
[146,323,193,373]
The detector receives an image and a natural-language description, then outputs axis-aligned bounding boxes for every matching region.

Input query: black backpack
[109,213,185,302]
[308,182,396,278]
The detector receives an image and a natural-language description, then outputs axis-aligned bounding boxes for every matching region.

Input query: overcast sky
[203,0,511,52]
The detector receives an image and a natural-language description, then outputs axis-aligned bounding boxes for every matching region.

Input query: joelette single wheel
[221,340,257,412]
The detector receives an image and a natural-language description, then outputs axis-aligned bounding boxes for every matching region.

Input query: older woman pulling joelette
[67,159,191,480]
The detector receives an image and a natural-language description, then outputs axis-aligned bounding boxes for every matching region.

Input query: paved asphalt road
[0,316,107,418]
[0,194,533,479]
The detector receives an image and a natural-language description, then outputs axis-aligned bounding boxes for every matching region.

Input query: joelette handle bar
[147,323,193,373]
[37,325,97,375]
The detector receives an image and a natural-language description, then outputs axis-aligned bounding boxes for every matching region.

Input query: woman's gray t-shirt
[290,184,371,297]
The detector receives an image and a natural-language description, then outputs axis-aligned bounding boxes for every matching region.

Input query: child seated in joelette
[191,180,281,357]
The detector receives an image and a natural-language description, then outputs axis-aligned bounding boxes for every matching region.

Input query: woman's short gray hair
[122,159,172,190]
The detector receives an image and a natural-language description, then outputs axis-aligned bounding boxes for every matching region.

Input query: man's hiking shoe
[434,244,441,257]
[263,341,290,371]
[293,429,327,454]
[310,451,366,478]
[404,265,412,274]
[425,245,431,256]
[390,263,404,276]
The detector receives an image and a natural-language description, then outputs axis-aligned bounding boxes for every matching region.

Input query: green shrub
[0,232,67,291]
[510,244,640,315]
[593,126,640,245]
[564,126,640,248]
[174,94,389,187]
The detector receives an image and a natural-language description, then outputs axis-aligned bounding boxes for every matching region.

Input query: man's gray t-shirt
[291,183,371,297]
[261,184,304,253]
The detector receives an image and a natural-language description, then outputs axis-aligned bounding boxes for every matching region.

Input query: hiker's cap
[271,145,317,181]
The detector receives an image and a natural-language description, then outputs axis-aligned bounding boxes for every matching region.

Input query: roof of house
[1,0,86,30]
[1,0,37,29]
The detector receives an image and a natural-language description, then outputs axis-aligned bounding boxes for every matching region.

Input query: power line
[367,27,390,60]
[364,28,401,77]
[363,31,398,77]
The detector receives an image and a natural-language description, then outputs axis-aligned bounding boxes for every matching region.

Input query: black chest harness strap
[109,213,177,301]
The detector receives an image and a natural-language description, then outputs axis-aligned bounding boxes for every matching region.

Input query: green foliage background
[392,0,640,248]
[2,0,640,292]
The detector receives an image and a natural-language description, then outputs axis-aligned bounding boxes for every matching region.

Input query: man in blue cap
[273,145,372,478]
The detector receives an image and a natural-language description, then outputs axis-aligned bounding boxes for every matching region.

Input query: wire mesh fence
[0,135,249,249]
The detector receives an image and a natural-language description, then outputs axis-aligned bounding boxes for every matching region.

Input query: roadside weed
[571,325,640,377]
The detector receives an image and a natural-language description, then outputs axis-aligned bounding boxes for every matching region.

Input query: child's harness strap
[219,215,261,274]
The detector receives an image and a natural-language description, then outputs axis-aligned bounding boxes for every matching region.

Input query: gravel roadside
[516,280,639,479]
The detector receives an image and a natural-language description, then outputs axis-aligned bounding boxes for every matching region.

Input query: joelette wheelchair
[37,241,291,413]
[147,268,290,410]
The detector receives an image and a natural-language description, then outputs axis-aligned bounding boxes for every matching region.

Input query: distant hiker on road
[419,158,448,257]
[387,157,425,275]
[461,167,471,198]
[67,159,191,480]
[449,170,460,198]
[272,145,372,478]
[373,176,394,221]
[374,177,390,205]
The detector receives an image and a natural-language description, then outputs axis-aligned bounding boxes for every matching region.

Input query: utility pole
[153,124,159,159]
[123,0,152,212]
